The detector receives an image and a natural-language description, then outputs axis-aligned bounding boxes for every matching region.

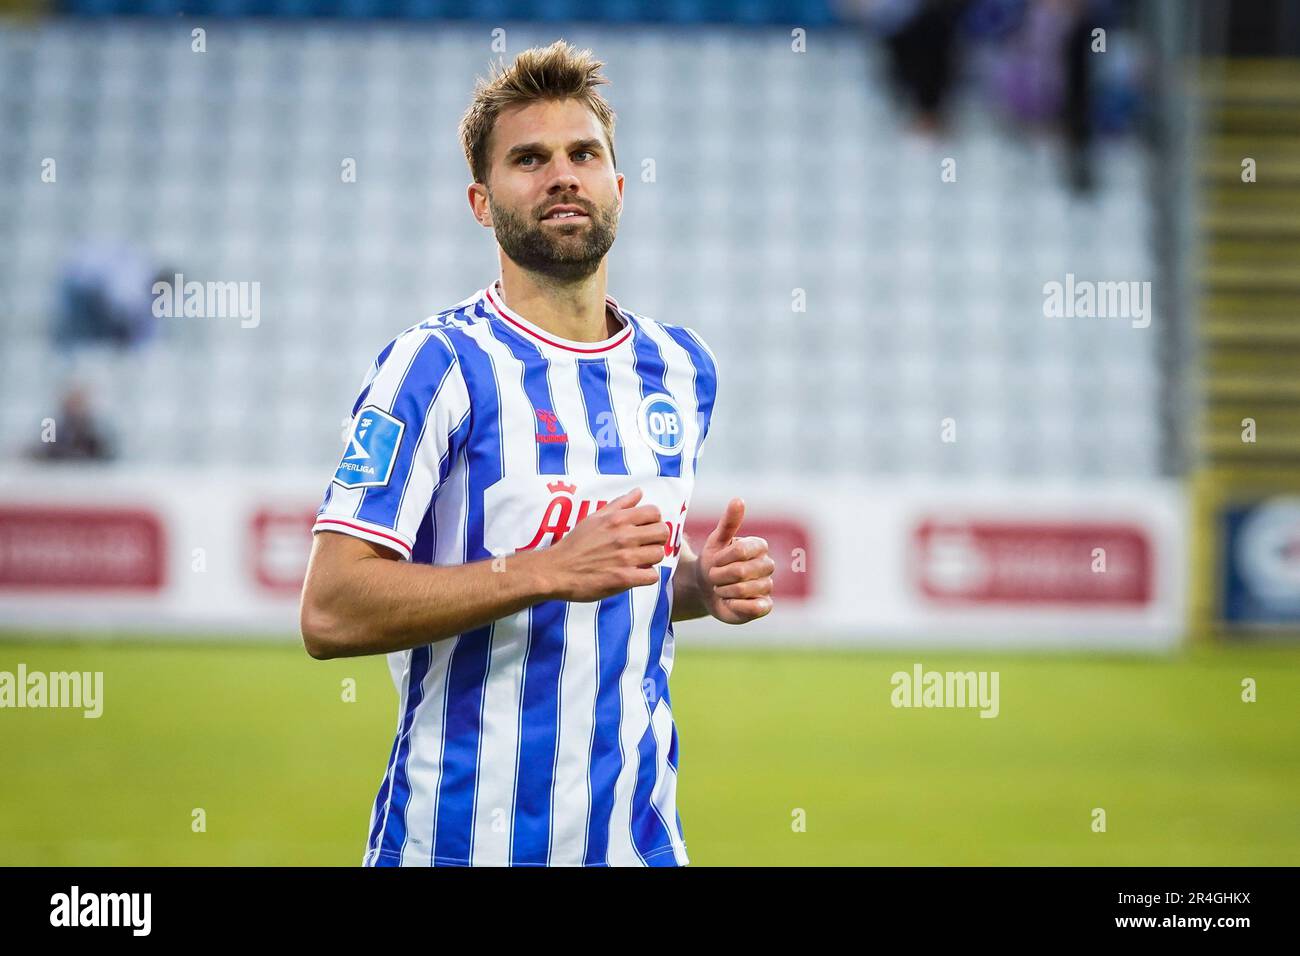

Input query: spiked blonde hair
[459,40,618,186]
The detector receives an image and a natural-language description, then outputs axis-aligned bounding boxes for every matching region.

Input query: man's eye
[574,150,594,161]
[518,154,540,166]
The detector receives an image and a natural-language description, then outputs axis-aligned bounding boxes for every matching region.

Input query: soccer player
[299,40,775,867]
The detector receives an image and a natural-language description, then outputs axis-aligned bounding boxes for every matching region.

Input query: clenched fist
[542,488,669,602]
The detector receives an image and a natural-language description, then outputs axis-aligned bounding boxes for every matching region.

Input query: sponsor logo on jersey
[535,409,568,444]
[519,480,685,556]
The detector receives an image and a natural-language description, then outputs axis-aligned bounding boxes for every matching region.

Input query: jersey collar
[483,279,635,356]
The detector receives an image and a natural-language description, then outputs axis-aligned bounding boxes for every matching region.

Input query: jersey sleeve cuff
[312,516,414,561]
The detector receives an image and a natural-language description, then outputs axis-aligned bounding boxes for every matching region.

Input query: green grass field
[1,636,1297,865]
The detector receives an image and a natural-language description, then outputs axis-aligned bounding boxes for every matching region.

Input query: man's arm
[670,498,775,625]
[670,535,710,623]
[301,488,669,659]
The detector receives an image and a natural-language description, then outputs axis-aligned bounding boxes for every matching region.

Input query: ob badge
[636,392,685,456]
[334,406,404,488]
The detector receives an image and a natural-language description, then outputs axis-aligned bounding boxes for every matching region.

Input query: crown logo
[546,480,577,495]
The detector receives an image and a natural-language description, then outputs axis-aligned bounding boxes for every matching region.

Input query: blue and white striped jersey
[314,279,718,867]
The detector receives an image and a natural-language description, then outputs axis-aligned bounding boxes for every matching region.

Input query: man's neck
[495,265,620,342]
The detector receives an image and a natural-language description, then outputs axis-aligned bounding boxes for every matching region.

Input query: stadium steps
[1192,58,1300,638]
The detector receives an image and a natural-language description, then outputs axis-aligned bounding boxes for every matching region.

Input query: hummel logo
[536,409,568,444]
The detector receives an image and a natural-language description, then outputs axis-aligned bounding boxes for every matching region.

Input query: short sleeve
[685,328,718,456]
[662,325,717,464]
[313,328,470,560]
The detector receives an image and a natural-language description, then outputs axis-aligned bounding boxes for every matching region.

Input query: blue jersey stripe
[484,322,568,476]
[430,326,504,864]
[431,629,492,865]
[662,673,679,771]
[630,567,676,860]
[357,335,459,528]
[630,725,674,862]
[376,644,432,863]
[630,324,680,478]
[577,357,629,475]
[410,515,435,563]
[642,572,672,724]
[662,325,717,473]
[348,339,392,417]
[366,731,402,858]
[444,328,502,564]
[510,598,569,865]
[428,411,472,561]
[643,843,682,867]
[667,717,680,771]
[583,592,633,865]
[350,382,373,417]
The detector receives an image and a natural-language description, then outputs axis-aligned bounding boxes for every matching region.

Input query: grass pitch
[1,636,1296,865]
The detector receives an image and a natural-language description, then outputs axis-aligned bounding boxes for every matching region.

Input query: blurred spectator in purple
[55,241,165,350]
[987,0,1121,193]
[993,0,1080,122]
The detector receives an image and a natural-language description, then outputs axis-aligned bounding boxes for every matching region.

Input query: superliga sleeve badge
[334,406,405,488]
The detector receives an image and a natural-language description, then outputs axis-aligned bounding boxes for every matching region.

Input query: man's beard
[489,195,619,282]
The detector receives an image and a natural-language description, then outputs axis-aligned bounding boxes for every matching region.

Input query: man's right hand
[539,487,669,602]
[301,488,670,660]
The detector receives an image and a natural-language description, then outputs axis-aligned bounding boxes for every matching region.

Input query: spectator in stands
[28,385,114,462]
[991,0,1103,193]
[54,241,165,350]
[840,0,971,133]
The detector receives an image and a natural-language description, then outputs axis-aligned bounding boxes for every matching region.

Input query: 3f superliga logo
[334,406,404,489]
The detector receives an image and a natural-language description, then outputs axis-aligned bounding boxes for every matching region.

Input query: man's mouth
[542,205,590,222]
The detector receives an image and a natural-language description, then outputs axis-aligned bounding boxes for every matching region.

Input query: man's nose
[547,157,582,191]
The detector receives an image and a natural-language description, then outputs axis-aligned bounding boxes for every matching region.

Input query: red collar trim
[484,282,634,355]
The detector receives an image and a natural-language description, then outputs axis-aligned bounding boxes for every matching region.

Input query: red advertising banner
[0,507,166,590]
[250,508,316,594]
[913,519,1152,605]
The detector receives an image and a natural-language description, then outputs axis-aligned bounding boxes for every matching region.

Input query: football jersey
[313,278,718,867]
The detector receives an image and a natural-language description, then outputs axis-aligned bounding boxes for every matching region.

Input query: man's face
[474,98,624,282]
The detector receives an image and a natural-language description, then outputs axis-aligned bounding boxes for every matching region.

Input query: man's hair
[459,40,618,187]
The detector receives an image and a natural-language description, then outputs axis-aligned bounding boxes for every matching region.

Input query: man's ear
[468,182,493,227]
[615,172,625,215]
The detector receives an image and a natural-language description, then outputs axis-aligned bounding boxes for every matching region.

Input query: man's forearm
[302,540,554,659]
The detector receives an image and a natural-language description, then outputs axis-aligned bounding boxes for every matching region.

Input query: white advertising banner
[0,468,1187,650]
